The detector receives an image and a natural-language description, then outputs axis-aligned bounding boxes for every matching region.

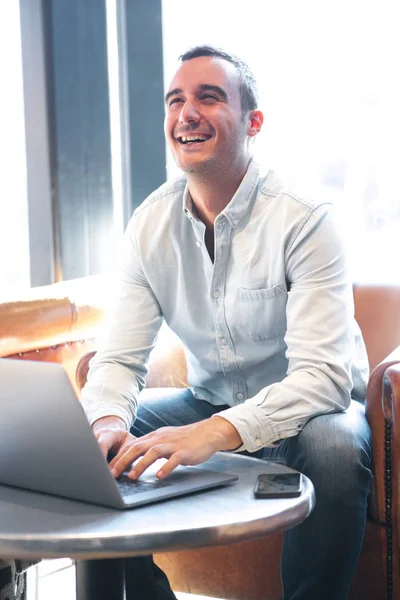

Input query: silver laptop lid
[0,359,125,509]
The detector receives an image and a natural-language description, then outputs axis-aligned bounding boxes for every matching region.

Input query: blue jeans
[128,388,372,600]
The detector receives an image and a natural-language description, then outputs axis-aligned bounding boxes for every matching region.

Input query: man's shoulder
[257,169,330,215]
[134,175,187,217]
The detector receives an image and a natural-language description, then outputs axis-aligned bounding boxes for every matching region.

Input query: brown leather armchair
[1,279,400,600]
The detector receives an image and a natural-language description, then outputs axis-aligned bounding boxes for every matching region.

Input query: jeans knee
[285,407,372,505]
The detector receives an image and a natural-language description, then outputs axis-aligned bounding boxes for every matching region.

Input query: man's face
[164,56,251,175]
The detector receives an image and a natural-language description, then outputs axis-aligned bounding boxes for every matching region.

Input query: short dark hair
[179,45,258,114]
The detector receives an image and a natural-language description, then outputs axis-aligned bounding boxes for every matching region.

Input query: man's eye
[200,94,219,103]
[168,98,183,107]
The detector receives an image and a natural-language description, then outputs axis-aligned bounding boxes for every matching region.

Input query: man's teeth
[180,135,209,143]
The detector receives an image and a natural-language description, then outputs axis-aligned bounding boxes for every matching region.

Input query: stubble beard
[176,151,216,178]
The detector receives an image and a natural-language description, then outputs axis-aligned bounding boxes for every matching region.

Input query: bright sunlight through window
[162,0,400,284]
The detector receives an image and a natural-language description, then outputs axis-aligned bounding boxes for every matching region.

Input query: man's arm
[215,203,359,452]
[81,215,163,431]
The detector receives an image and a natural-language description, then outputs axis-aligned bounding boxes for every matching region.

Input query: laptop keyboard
[117,473,172,497]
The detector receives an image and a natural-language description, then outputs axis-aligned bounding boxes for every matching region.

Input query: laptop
[0,359,238,510]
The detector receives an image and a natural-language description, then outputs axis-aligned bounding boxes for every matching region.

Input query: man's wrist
[92,415,127,433]
[210,416,243,451]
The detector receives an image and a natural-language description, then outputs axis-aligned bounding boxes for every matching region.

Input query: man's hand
[107,416,242,480]
[92,416,136,460]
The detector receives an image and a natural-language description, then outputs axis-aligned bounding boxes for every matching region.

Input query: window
[2,0,166,296]
[0,1,30,295]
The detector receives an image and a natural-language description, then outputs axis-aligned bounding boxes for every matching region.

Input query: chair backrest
[353,284,400,371]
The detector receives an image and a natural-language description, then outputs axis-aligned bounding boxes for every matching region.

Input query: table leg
[75,558,125,600]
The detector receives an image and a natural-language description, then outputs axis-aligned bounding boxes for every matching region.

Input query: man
[81,46,372,600]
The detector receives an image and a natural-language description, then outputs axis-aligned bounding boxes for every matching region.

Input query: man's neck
[186,159,250,229]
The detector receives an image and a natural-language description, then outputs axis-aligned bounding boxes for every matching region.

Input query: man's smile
[175,133,213,145]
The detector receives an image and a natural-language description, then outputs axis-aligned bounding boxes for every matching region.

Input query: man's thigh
[254,400,372,499]
[130,388,229,438]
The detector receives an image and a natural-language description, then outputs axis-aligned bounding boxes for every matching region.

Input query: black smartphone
[254,472,302,498]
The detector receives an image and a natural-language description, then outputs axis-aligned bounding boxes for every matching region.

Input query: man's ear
[247,110,264,137]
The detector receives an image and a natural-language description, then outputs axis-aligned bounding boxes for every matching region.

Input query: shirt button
[236,392,244,400]
[220,337,227,346]
[255,438,262,447]
[233,219,239,226]
[196,240,201,248]
[213,291,220,298]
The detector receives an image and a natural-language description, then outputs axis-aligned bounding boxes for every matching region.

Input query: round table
[0,453,314,599]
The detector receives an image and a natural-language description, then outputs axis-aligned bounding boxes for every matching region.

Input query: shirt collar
[182,158,262,228]
[183,186,199,221]
[222,158,261,228]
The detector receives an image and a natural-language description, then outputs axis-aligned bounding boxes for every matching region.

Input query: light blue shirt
[81,159,369,452]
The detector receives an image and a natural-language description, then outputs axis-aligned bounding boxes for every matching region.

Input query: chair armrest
[76,351,96,391]
[365,346,400,523]
[382,365,400,548]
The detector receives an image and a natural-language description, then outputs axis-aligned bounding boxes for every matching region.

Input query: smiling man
[81,46,372,600]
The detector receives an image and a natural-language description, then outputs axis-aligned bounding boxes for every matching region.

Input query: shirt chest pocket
[237,283,288,342]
